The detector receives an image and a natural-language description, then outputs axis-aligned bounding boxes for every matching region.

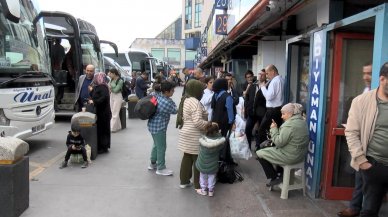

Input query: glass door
[322,32,373,200]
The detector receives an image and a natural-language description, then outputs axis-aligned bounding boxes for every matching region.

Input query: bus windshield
[81,34,102,72]
[0,1,48,74]
[104,53,129,67]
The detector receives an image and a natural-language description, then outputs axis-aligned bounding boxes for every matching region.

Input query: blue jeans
[360,157,388,217]
[349,171,363,212]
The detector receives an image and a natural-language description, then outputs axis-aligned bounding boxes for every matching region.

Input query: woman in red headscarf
[88,72,112,153]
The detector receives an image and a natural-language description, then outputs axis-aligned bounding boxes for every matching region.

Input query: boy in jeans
[60,123,88,169]
[147,80,177,176]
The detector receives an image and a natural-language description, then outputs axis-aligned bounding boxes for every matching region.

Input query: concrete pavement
[20,86,386,217]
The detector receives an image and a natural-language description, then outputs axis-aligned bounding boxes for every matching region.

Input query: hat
[71,122,81,132]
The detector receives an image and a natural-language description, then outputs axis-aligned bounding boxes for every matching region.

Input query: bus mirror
[0,0,21,23]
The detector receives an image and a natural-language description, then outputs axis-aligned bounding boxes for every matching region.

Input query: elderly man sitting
[256,103,309,187]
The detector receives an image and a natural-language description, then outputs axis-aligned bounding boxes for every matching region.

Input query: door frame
[322,32,373,200]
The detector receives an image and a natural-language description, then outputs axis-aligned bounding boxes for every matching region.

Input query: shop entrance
[323,32,373,200]
[286,40,310,110]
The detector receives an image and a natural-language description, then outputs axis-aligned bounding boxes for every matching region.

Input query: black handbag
[217,161,244,184]
[85,103,95,114]
[259,139,274,149]
[259,131,275,149]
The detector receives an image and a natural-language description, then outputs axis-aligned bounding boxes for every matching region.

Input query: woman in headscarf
[88,72,112,153]
[211,78,235,163]
[256,103,309,187]
[211,78,235,136]
[176,79,211,193]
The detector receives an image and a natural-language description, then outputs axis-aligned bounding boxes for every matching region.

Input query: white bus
[33,11,118,115]
[127,48,157,81]
[104,52,132,73]
[0,0,55,139]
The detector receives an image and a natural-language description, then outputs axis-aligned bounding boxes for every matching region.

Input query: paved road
[21,86,387,217]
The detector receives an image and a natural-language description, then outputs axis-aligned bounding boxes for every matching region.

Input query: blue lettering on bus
[13,90,53,103]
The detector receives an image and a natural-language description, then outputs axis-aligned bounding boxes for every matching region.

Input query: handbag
[229,132,252,160]
[259,139,274,149]
[85,103,95,114]
[259,130,275,149]
[217,161,244,184]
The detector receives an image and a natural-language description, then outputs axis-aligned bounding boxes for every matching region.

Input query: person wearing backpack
[147,80,177,176]
[108,68,124,132]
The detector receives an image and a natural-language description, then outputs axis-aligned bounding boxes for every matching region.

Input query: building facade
[197,0,388,201]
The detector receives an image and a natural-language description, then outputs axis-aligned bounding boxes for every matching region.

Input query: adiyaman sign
[306,30,326,198]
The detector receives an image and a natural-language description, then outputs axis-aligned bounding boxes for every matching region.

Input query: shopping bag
[229,132,252,160]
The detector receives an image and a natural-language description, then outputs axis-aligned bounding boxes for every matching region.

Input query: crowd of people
[58,61,388,215]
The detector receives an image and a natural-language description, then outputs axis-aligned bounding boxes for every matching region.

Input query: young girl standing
[195,123,225,196]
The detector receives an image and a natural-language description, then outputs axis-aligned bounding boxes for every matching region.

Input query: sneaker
[265,177,282,187]
[196,189,207,196]
[156,168,173,176]
[81,161,88,168]
[208,190,214,197]
[59,161,68,169]
[294,169,302,176]
[147,163,157,170]
[179,182,193,189]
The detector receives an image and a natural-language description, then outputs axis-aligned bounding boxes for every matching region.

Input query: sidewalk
[21,86,384,217]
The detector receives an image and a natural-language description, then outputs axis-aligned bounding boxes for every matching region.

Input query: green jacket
[195,136,225,174]
[256,114,309,165]
[109,78,124,94]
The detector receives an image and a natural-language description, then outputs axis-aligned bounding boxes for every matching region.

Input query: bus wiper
[0,71,55,87]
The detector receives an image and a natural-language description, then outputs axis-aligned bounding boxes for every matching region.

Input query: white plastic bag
[229,132,252,160]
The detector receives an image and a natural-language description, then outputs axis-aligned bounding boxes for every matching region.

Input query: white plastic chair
[277,161,305,199]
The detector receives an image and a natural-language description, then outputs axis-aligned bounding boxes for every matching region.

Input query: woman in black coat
[88,72,112,153]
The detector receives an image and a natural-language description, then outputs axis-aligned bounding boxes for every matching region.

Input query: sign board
[306,30,326,198]
[215,14,228,35]
[215,0,229,10]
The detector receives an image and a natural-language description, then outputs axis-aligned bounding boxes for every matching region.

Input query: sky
[38,0,182,52]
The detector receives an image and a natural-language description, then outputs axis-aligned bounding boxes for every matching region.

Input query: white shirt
[200,88,214,121]
[363,86,370,93]
[260,75,284,108]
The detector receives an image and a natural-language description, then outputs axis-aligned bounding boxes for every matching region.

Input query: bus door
[34,11,82,79]
[322,32,373,200]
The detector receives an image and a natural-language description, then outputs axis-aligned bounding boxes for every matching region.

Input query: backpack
[117,78,130,102]
[134,95,158,120]
[217,161,243,184]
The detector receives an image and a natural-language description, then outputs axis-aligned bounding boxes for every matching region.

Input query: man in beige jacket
[345,62,388,217]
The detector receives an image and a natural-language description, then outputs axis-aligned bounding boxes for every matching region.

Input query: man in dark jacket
[243,69,267,150]
[244,69,266,147]
[135,72,150,99]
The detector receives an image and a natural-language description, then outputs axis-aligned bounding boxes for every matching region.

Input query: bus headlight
[0,109,10,126]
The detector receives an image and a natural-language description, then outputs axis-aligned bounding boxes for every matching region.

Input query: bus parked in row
[33,11,118,115]
[127,48,157,81]
[104,52,132,73]
[0,0,55,139]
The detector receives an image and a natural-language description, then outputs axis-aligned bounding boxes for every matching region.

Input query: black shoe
[59,161,68,169]
[266,177,282,187]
